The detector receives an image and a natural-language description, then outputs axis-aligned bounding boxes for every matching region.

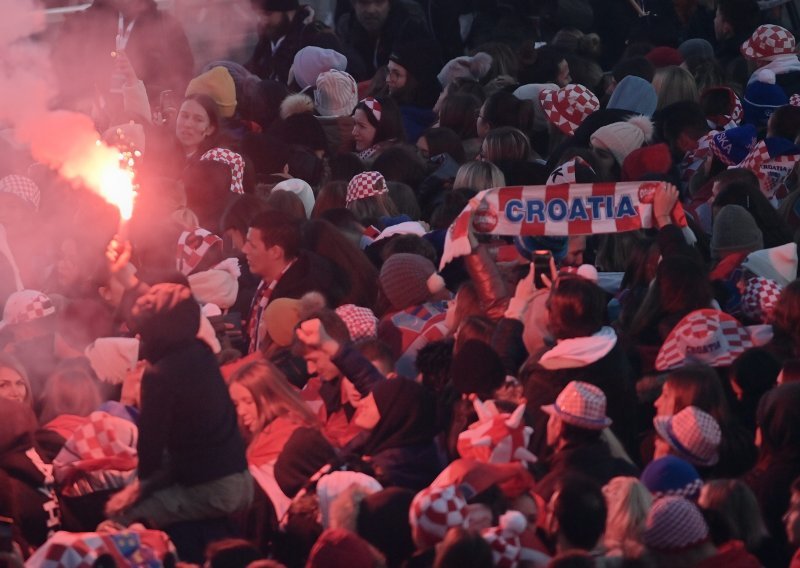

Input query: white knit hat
[590,115,654,166]
[272,178,316,218]
[315,69,359,117]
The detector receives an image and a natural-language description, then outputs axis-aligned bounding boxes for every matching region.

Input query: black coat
[272,250,344,308]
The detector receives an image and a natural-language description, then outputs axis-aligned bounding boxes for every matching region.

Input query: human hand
[653,183,679,227]
[296,318,340,356]
[106,237,138,290]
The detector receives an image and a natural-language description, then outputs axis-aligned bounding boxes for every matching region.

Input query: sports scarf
[734,137,800,201]
[440,181,691,269]
[247,259,296,354]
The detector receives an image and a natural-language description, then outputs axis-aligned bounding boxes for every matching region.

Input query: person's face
[229,383,260,433]
[386,61,407,93]
[476,102,491,139]
[416,136,430,161]
[353,392,381,429]
[562,236,586,267]
[352,108,377,151]
[784,491,800,546]
[557,60,571,88]
[176,99,214,153]
[590,145,617,178]
[257,10,291,40]
[304,349,339,381]
[353,0,390,33]
[242,227,274,279]
[0,367,27,404]
[546,413,562,447]
[654,381,676,416]
[714,7,732,41]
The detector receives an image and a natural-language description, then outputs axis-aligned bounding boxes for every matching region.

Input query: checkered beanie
[656,309,754,371]
[200,147,245,194]
[539,84,600,136]
[654,406,722,467]
[741,24,797,61]
[335,304,378,341]
[379,253,441,310]
[409,484,468,548]
[640,456,702,501]
[481,511,527,568]
[642,496,709,551]
[0,175,40,210]
[741,276,782,322]
[176,228,223,276]
[0,289,55,330]
[709,124,757,166]
[346,171,387,205]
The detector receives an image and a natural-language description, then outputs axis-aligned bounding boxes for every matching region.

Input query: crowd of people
[3,0,800,566]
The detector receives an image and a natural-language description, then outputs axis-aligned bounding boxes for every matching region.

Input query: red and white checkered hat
[481,511,527,568]
[0,174,40,210]
[741,276,782,323]
[409,484,468,547]
[457,400,538,464]
[655,309,753,371]
[334,304,378,341]
[654,406,721,467]
[176,228,223,276]
[200,147,245,194]
[0,289,55,330]
[642,496,709,551]
[539,84,600,136]
[542,380,612,430]
[741,24,797,61]
[346,171,387,205]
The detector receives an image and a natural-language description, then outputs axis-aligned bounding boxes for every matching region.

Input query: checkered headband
[346,171,387,205]
[410,484,468,547]
[655,309,753,371]
[361,97,382,122]
[741,24,797,60]
[742,276,782,322]
[539,84,600,136]
[542,380,612,430]
[481,511,527,568]
[335,304,378,341]
[0,174,40,210]
[654,406,722,467]
[642,496,709,551]
[176,228,223,276]
[0,289,55,329]
[200,147,245,194]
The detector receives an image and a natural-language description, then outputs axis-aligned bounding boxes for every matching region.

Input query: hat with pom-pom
[481,510,527,568]
[743,68,789,127]
[741,24,796,61]
[709,124,758,166]
[590,115,654,165]
[379,253,445,310]
[640,456,702,501]
[457,399,538,465]
[409,485,468,548]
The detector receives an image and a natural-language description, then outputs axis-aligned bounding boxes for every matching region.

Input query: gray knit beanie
[710,205,763,260]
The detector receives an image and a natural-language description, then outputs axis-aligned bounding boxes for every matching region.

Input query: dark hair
[373,145,427,190]
[446,78,486,102]
[772,280,800,356]
[716,0,760,36]
[294,308,352,355]
[769,104,800,140]
[555,475,607,551]
[205,538,262,568]
[421,127,466,163]
[453,315,494,355]
[221,194,271,237]
[756,381,800,461]
[666,364,731,424]
[612,56,655,83]
[387,182,421,220]
[559,421,603,444]
[566,54,603,94]
[656,101,708,152]
[311,181,348,218]
[439,93,482,140]
[548,551,596,568]
[381,234,438,266]
[265,189,307,222]
[547,276,606,339]
[416,339,454,395]
[687,58,725,93]
[430,188,476,230]
[474,42,519,80]
[329,152,365,182]
[354,96,406,145]
[249,210,302,259]
[434,528,494,568]
[183,160,233,233]
[182,93,222,153]
[481,126,531,162]
[355,338,396,372]
[481,91,534,134]
[519,45,566,85]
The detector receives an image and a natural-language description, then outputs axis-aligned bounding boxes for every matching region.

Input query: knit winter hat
[273,178,315,218]
[590,115,654,165]
[654,406,722,467]
[709,124,757,166]
[741,276,782,322]
[457,399,537,464]
[289,46,347,91]
[379,253,445,310]
[640,456,702,501]
[185,66,237,118]
[317,471,383,529]
[741,242,798,285]
[84,337,140,385]
[642,496,709,551]
[700,86,743,130]
[646,46,684,68]
[438,52,493,87]
[481,510,527,568]
[743,69,789,127]
[389,39,444,86]
[346,171,387,205]
[449,340,506,398]
[315,69,358,117]
[710,204,763,258]
[607,76,658,117]
[621,142,672,181]
[0,174,40,210]
[200,147,245,194]
[678,38,714,61]
[334,304,378,341]
[264,292,325,347]
[741,24,797,61]
[308,529,378,568]
[409,484,468,548]
[539,84,600,136]
[176,228,224,276]
[0,289,55,330]
[542,380,613,430]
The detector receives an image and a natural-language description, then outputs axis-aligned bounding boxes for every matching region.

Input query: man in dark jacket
[246,0,343,83]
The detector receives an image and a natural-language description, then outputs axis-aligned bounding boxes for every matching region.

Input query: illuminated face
[353,0,390,33]
[386,61,408,93]
[353,392,381,430]
[654,381,676,416]
[557,60,571,87]
[0,367,27,404]
[352,108,377,151]
[242,228,272,279]
[257,10,291,41]
[176,99,214,154]
[416,135,430,160]
[229,383,260,433]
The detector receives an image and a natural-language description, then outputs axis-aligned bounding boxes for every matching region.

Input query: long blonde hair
[603,476,652,558]
[229,360,318,439]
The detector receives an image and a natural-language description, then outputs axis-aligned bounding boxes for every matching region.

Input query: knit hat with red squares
[655,309,753,371]
[346,171,387,205]
[0,289,55,330]
[741,276,782,323]
[643,496,709,552]
[481,510,527,568]
[654,406,722,467]
[409,484,468,548]
[200,147,245,194]
[176,228,224,276]
[741,24,797,61]
[0,174,40,210]
[539,84,600,136]
[334,304,378,341]
[542,380,612,430]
